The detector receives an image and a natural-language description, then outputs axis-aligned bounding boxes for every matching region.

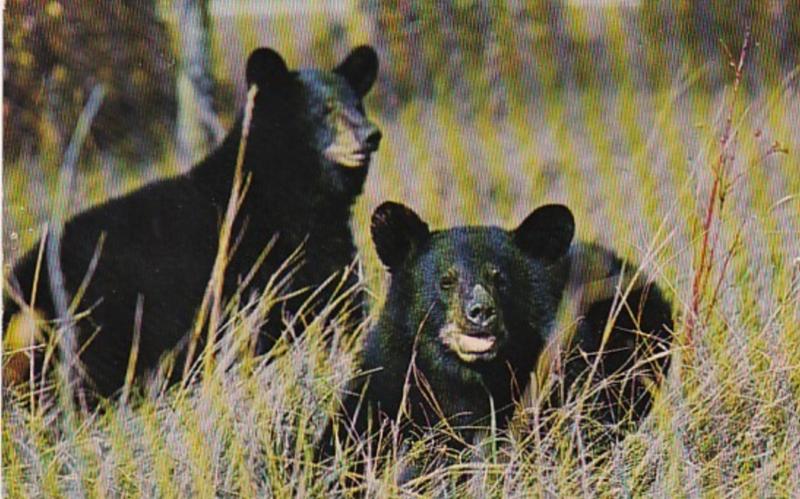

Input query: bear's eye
[439,271,458,291]
[489,267,506,286]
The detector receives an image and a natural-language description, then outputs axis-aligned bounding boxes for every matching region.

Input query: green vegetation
[3,3,800,497]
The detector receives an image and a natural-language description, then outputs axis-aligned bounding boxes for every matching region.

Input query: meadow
[3,3,800,497]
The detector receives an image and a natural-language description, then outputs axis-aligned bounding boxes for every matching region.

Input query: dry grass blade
[46,84,106,411]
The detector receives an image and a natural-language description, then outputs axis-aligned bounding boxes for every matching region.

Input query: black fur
[3,46,381,400]
[320,203,673,466]
[320,202,574,460]
[546,243,673,433]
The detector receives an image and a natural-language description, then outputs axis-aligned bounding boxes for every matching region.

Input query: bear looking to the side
[3,46,381,399]
[321,202,672,462]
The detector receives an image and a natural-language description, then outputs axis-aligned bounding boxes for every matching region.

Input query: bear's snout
[464,284,496,328]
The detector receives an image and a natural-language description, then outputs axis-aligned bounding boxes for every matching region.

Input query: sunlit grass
[4,8,800,493]
[4,77,798,496]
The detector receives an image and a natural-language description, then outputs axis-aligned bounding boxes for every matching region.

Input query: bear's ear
[334,45,379,98]
[371,202,430,272]
[246,47,289,88]
[513,204,575,261]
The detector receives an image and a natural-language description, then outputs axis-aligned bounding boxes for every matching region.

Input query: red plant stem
[707,228,743,321]
[685,28,750,348]
[687,174,719,344]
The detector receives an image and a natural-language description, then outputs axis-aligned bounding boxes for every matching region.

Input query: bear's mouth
[324,144,373,169]
[439,323,500,363]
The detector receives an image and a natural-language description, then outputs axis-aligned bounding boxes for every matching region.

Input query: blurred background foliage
[4,0,798,167]
[4,0,177,163]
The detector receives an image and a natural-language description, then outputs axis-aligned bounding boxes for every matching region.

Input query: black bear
[321,202,672,462]
[3,46,381,399]
[534,241,673,436]
[320,201,576,462]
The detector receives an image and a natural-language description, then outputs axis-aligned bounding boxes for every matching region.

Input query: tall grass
[5,89,799,497]
[4,17,800,499]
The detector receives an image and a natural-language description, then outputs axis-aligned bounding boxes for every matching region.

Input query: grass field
[4,4,800,497]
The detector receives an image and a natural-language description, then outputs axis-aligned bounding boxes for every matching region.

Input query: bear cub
[322,202,672,461]
[321,201,576,459]
[4,46,381,399]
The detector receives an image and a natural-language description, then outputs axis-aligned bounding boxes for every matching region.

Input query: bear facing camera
[3,45,382,401]
[321,201,672,465]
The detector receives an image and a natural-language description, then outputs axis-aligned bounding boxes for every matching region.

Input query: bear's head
[244,46,381,196]
[370,202,575,375]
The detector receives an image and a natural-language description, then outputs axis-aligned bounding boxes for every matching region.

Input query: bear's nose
[466,302,496,327]
[364,128,382,152]
[465,284,496,327]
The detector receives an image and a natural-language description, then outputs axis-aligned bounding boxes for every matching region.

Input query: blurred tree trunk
[175,0,224,169]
